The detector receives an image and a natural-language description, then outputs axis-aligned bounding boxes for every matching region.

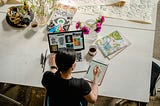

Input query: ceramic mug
[88,45,97,56]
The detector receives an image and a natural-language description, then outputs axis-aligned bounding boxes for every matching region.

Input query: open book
[47,2,77,33]
[96,30,131,59]
[84,60,108,86]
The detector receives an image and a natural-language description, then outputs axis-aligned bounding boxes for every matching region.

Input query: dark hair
[55,48,76,73]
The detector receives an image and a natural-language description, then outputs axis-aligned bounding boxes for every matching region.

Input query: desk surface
[0,3,158,102]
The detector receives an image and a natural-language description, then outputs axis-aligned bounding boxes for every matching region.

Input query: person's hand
[93,66,101,78]
[49,53,57,67]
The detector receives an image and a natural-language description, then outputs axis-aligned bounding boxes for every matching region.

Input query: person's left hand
[49,53,57,67]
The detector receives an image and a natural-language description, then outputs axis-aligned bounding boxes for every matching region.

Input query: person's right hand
[93,66,101,78]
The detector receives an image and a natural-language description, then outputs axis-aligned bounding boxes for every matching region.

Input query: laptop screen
[47,30,85,53]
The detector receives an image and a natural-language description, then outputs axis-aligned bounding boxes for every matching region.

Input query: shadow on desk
[2,19,25,32]
[24,29,36,39]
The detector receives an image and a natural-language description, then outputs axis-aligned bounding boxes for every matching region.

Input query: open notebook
[95,30,131,59]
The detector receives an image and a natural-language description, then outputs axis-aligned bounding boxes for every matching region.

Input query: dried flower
[76,21,81,29]
[75,16,105,34]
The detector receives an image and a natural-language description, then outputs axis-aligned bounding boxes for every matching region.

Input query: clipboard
[84,60,108,86]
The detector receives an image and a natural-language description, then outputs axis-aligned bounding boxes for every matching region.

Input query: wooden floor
[0,83,160,106]
[1,1,160,106]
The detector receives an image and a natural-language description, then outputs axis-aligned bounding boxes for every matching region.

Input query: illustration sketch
[77,0,157,23]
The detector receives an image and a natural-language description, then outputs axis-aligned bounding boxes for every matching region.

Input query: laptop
[47,30,85,62]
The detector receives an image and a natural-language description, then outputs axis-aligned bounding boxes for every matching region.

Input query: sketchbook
[47,2,77,33]
[84,60,108,86]
[96,30,131,59]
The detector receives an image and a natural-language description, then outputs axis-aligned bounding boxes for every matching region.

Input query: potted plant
[21,0,56,26]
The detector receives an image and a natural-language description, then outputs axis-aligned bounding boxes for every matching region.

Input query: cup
[31,21,39,32]
[88,45,97,56]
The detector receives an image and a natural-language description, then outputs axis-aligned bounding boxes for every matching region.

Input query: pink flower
[81,26,90,34]
[101,16,105,23]
[96,22,101,27]
[94,26,101,33]
[75,16,105,34]
[76,21,81,29]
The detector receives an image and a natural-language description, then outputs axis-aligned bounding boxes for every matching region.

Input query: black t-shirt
[42,71,91,106]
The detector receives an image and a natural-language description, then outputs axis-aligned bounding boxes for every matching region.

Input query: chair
[149,61,160,96]
[0,93,23,106]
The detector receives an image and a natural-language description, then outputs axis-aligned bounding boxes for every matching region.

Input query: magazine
[96,30,130,59]
[47,2,77,33]
[84,60,108,86]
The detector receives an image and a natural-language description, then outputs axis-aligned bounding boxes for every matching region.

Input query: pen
[86,65,91,74]
[42,49,48,73]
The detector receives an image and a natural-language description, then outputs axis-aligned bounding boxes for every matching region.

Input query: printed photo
[49,36,58,45]
[65,35,73,43]
[58,36,66,48]
[73,37,83,49]
[66,43,74,49]
[51,45,58,52]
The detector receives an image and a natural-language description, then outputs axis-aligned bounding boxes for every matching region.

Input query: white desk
[0,2,158,103]
[0,11,48,87]
[71,26,154,102]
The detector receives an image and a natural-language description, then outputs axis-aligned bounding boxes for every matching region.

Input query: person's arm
[49,54,57,73]
[84,66,101,104]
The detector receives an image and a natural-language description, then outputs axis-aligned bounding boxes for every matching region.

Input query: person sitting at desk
[41,48,101,106]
